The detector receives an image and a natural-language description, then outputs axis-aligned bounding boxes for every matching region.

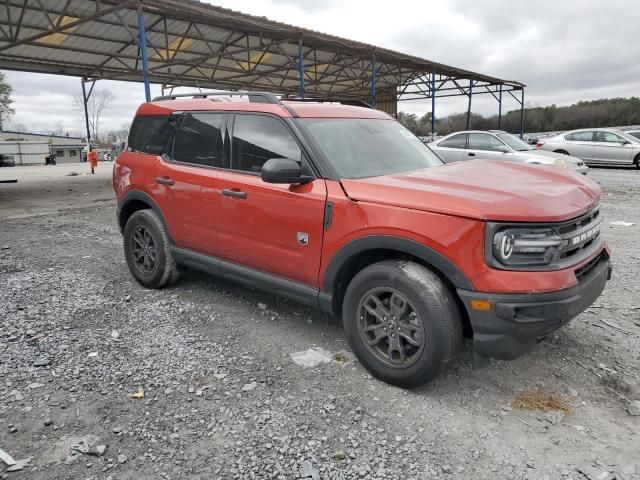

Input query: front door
[153,112,225,256]
[216,113,327,287]
[467,133,515,162]
[593,131,634,164]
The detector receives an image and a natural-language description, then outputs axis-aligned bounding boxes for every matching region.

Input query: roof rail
[283,97,374,109]
[152,91,281,104]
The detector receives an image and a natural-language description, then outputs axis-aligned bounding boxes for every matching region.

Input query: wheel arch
[321,236,474,335]
[118,190,172,241]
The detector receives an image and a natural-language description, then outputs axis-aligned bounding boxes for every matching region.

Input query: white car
[537,128,640,168]
[428,130,589,174]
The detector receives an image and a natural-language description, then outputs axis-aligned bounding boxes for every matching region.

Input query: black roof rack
[152,91,281,104]
[282,97,374,109]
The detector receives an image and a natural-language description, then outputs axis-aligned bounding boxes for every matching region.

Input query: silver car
[537,128,640,168]
[428,130,589,174]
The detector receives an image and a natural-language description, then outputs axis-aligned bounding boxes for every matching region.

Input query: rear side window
[468,133,506,151]
[128,115,172,154]
[231,114,301,173]
[438,133,467,149]
[565,131,594,142]
[172,113,224,167]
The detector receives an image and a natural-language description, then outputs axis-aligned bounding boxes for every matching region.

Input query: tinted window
[232,114,301,173]
[468,133,506,151]
[172,113,224,167]
[595,131,623,143]
[438,133,467,149]
[128,115,172,154]
[566,131,594,142]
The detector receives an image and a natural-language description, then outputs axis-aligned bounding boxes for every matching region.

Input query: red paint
[114,99,607,300]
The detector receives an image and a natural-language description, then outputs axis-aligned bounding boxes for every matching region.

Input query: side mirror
[496,145,510,153]
[261,158,313,184]
[622,140,631,145]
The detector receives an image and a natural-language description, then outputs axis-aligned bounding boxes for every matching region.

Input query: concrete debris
[578,463,615,480]
[609,221,635,227]
[0,448,16,469]
[110,329,120,339]
[289,347,333,369]
[33,357,51,367]
[6,457,32,472]
[628,400,640,416]
[299,460,320,480]
[241,382,258,392]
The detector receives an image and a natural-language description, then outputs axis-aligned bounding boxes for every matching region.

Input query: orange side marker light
[470,299,492,311]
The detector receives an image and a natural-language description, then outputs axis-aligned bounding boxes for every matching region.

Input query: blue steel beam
[298,36,305,99]
[466,79,473,130]
[370,54,376,107]
[520,89,525,138]
[137,4,151,101]
[431,71,436,136]
[498,83,503,129]
[81,78,92,151]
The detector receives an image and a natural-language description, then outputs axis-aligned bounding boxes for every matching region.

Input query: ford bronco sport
[113,91,611,388]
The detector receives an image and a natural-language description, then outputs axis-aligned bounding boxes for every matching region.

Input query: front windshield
[299,118,443,179]
[496,133,535,151]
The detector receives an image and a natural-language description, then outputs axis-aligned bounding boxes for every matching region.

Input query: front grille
[556,208,602,260]
[574,250,606,282]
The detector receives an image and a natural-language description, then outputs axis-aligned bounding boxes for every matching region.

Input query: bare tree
[73,89,115,144]
[0,72,15,131]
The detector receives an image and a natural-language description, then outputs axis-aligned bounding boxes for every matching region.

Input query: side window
[595,131,623,143]
[128,115,172,154]
[172,113,224,167]
[438,133,467,149]
[468,133,505,151]
[566,131,593,142]
[231,114,301,173]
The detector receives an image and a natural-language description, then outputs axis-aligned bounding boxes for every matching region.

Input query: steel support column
[519,89,525,138]
[498,83,503,130]
[298,36,305,99]
[370,53,377,107]
[137,3,151,101]
[466,79,473,130]
[431,71,436,137]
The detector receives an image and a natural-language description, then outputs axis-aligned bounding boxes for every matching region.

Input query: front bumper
[457,251,611,360]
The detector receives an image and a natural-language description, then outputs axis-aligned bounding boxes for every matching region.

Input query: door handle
[222,188,247,199]
[468,152,476,156]
[155,176,174,186]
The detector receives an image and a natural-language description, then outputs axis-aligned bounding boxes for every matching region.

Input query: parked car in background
[537,128,640,168]
[626,130,640,141]
[113,92,610,388]
[428,130,588,174]
[0,154,15,167]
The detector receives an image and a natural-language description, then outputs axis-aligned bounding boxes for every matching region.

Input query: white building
[0,131,85,165]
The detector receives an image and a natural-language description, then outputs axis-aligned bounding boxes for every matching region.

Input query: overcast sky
[3,0,639,135]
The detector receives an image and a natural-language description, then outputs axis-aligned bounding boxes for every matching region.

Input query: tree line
[398,97,640,136]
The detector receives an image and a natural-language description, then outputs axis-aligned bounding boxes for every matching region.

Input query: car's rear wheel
[342,260,463,388]
[123,209,179,289]
[634,154,640,170]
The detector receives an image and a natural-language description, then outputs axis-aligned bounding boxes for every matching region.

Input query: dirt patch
[512,390,572,413]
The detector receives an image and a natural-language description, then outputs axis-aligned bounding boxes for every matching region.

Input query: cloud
[2,0,638,132]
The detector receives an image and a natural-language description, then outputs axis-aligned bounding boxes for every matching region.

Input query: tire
[554,149,569,155]
[342,260,463,388]
[123,209,179,289]
[635,154,640,170]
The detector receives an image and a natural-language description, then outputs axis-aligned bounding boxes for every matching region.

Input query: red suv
[113,92,611,388]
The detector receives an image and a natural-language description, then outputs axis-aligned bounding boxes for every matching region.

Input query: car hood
[520,149,583,164]
[340,160,601,222]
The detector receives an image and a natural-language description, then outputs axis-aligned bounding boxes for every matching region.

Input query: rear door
[593,131,634,164]
[216,113,327,287]
[433,133,467,163]
[467,133,515,161]
[564,131,595,161]
[152,112,225,256]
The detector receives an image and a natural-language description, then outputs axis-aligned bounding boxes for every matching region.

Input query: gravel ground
[1,168,639,480]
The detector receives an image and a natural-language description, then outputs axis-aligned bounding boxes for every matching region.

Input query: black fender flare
[322,235,474,294]
[117,190,172,241]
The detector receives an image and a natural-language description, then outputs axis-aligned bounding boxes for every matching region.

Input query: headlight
[553,158,568,167]
[492,228,564,266]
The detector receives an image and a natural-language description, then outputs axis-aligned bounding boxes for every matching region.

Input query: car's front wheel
[123,209,179,289]
[342,260,463,388]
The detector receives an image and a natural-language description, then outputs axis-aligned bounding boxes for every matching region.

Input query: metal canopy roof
[0,0,525,105]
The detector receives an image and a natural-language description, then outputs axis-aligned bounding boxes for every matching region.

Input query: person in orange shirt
[87,149,98,174]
